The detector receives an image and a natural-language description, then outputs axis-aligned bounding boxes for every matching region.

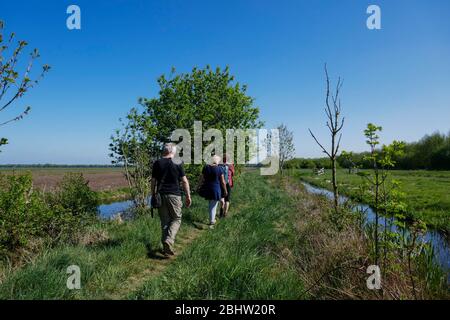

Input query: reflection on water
[302,182,450,279]
[98,199,135,219]
[98,197,151,219]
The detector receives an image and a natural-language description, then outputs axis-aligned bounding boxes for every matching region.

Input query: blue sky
[1,0,449,164]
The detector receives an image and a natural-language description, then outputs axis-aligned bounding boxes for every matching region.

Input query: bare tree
[0,20,50,150]
[309,64,345,214]
[278,124,295,175]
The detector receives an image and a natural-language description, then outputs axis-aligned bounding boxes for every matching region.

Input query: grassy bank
[293,169,450,233]
[96,187,131,204]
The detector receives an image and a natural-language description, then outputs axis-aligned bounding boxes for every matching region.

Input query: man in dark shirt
[151,143,191,256]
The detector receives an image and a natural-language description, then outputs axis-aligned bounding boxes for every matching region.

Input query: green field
[293,169,450,233]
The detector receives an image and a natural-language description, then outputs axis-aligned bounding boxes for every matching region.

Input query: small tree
[309,65,345,214]
[0,20,50,150]
[359,123,406,266]
[277,124,295,175]
[109,108,159,211]
[340,151,358,174]
[362,124,382,265]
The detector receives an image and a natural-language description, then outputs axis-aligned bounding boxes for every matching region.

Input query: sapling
[358,124,407,266]
[309,64,345,215]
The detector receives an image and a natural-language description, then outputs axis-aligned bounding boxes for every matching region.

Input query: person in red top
[219,154,235,218]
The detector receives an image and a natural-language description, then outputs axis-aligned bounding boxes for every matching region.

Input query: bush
[45,173,99,244]
[0,172,99,262]
[0,174,52,259]
[52,173,98,216]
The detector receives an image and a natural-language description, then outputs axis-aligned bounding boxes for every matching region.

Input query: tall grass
[281,173,449,299]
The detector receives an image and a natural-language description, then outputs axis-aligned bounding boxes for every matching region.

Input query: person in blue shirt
[198,155,228,228]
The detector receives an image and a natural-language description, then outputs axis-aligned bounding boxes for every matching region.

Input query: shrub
[0,174,53,259]
[45,173,99,243]
[0,172,99,262]
[53,173,98,216]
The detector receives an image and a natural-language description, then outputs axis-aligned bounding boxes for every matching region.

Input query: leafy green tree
[340,151,358,173]
[430,139,450,170]
[141,66,261,143]
[412,133,446,169]
[111,66,262,193]
[0,20,50,151]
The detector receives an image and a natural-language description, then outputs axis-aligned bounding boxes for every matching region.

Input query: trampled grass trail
[0,170,307,299]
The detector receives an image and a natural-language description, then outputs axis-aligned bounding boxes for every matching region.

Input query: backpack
[220,164,229,184]
[150,160,171,217]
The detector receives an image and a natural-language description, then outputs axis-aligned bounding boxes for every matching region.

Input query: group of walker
[151,143,235,256]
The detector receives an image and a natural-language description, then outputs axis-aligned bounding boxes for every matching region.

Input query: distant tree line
[284,157,338,170]
[285,131,450,171]
[392,132,450,170]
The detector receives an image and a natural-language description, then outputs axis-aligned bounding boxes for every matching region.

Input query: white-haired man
[151,143,191,256]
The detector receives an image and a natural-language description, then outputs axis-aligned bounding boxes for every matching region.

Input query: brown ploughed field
[0,167,127,191]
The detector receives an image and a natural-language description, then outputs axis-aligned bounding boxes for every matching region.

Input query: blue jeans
[208,200,219,224]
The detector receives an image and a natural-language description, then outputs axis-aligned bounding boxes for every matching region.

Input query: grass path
[107,202,249,299]
[106,224,204,299]
[128,172,306,300]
